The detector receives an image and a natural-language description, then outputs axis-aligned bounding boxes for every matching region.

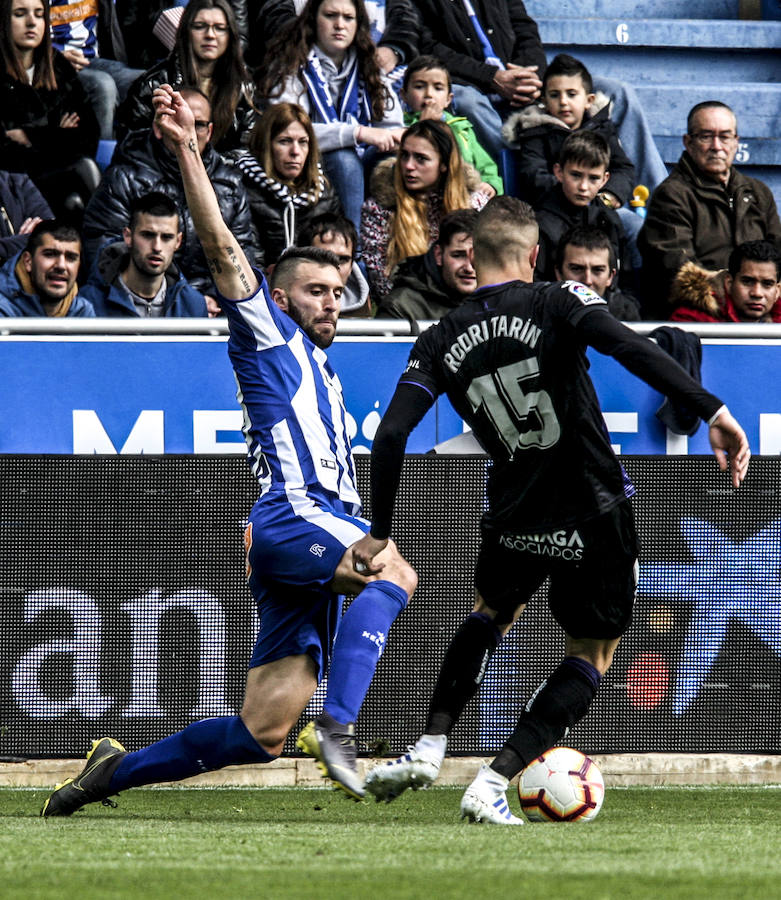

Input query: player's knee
[384,558,417,597]
[241,717,288,757]
[567,639,620,675]
[379,540,418,596]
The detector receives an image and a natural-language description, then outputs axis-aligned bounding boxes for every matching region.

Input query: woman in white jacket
[257,0,403,228]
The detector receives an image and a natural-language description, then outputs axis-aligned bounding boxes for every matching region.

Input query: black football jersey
[398,279,722,531]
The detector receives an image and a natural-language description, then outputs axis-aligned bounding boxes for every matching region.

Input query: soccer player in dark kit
[351,196,750,824]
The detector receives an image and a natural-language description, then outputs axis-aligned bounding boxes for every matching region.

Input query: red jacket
[669,261,781,323]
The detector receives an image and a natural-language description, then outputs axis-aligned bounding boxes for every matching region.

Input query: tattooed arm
[152,85,258,300]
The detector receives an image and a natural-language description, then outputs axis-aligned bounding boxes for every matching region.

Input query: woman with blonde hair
[229,102,342,267]
[360,119,488,300]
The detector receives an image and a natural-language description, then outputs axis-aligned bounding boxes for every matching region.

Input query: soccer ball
[518,747,604,822]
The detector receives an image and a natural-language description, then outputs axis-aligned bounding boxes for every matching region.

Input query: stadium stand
[526,0,781,207]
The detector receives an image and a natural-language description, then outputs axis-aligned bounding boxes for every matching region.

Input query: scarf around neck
[301,46,372,128]
[236,152,327,207]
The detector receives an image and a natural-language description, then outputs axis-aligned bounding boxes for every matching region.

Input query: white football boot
[460,763,525,825]
[364,734,446,802]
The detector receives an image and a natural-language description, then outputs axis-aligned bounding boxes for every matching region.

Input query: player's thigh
[245,490,369,593]
[330,537,417,597]
[548,501,639,643]
[241,653,318,747]
[474,525,548,630]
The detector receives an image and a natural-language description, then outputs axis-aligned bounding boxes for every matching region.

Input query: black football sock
[491,656,601,780]
[425,612,502,736]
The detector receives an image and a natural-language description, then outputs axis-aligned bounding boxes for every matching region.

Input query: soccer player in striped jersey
[40,85,417,817]
[354,196,750,824]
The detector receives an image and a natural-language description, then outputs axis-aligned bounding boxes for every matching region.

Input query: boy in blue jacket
[81,192,207,317]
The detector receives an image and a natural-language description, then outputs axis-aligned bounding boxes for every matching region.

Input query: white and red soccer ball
[518,746,605,822]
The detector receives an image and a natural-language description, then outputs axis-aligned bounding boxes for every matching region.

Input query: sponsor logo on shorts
[309,543,326,557]
[321,458,337,470]
[499,528,584,561]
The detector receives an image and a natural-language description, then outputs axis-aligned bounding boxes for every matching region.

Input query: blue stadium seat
[95,139,117,172]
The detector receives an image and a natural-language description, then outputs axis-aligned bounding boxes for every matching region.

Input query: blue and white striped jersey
[49,0,99,57]
[221,273,362,513]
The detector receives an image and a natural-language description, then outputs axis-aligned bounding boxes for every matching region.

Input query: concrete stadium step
[654,137,781,167]
[652,135,781,203]
[536,17,780,53]
[542,43,780,86]
[526,0,741,18]
[634,83,781,139]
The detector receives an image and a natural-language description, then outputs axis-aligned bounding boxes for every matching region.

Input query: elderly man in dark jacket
[639,100,781,316]
[83,88,257,297]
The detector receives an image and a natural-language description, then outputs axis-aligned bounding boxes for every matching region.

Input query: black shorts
[474,500,639,640]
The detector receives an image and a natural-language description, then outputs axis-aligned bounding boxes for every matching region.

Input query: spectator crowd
[0,0,779,321]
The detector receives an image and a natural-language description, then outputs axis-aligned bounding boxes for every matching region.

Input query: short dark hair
[402,55,452,93]
[270,245,341,291]
[129,192,180,230]
[25,219,81,255]
[728,240,781,280]
[555,225,616,273]
[436,209,478,249]
[543,53,593,94]
[559,131,610,170]
[687,101,736,135]
[473,196,538,267]
[297,213,357,257]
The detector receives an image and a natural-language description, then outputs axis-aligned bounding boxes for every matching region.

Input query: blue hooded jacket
[0,250,95,316]
[80,241,208,317]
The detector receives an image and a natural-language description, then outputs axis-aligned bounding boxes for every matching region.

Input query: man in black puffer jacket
[83,88,258,297]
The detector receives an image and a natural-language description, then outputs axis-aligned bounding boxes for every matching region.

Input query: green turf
[2,785,780,899]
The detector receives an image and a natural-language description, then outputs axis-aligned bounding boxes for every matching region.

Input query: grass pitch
[3,784,780,899]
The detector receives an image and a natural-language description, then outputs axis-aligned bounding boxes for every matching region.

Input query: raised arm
[152,85,258,300]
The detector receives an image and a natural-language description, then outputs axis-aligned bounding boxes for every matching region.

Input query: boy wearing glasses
[639,101,781,316]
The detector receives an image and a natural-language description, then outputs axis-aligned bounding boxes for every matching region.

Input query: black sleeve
[575,309,724,421]
[381,0,420,63]
[507,0,547,72]
[370,382,436,540]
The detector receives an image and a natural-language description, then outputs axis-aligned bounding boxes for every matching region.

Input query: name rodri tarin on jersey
[443,316,542,373]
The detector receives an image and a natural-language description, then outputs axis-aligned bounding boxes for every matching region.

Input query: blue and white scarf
[301,48,373,130]
[460,0,505,70]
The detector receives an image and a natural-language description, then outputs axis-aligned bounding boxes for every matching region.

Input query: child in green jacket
[401,56,504,197]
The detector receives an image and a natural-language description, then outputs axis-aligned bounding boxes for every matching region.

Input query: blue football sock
[109,715,275,793]
[323,579,408,724]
